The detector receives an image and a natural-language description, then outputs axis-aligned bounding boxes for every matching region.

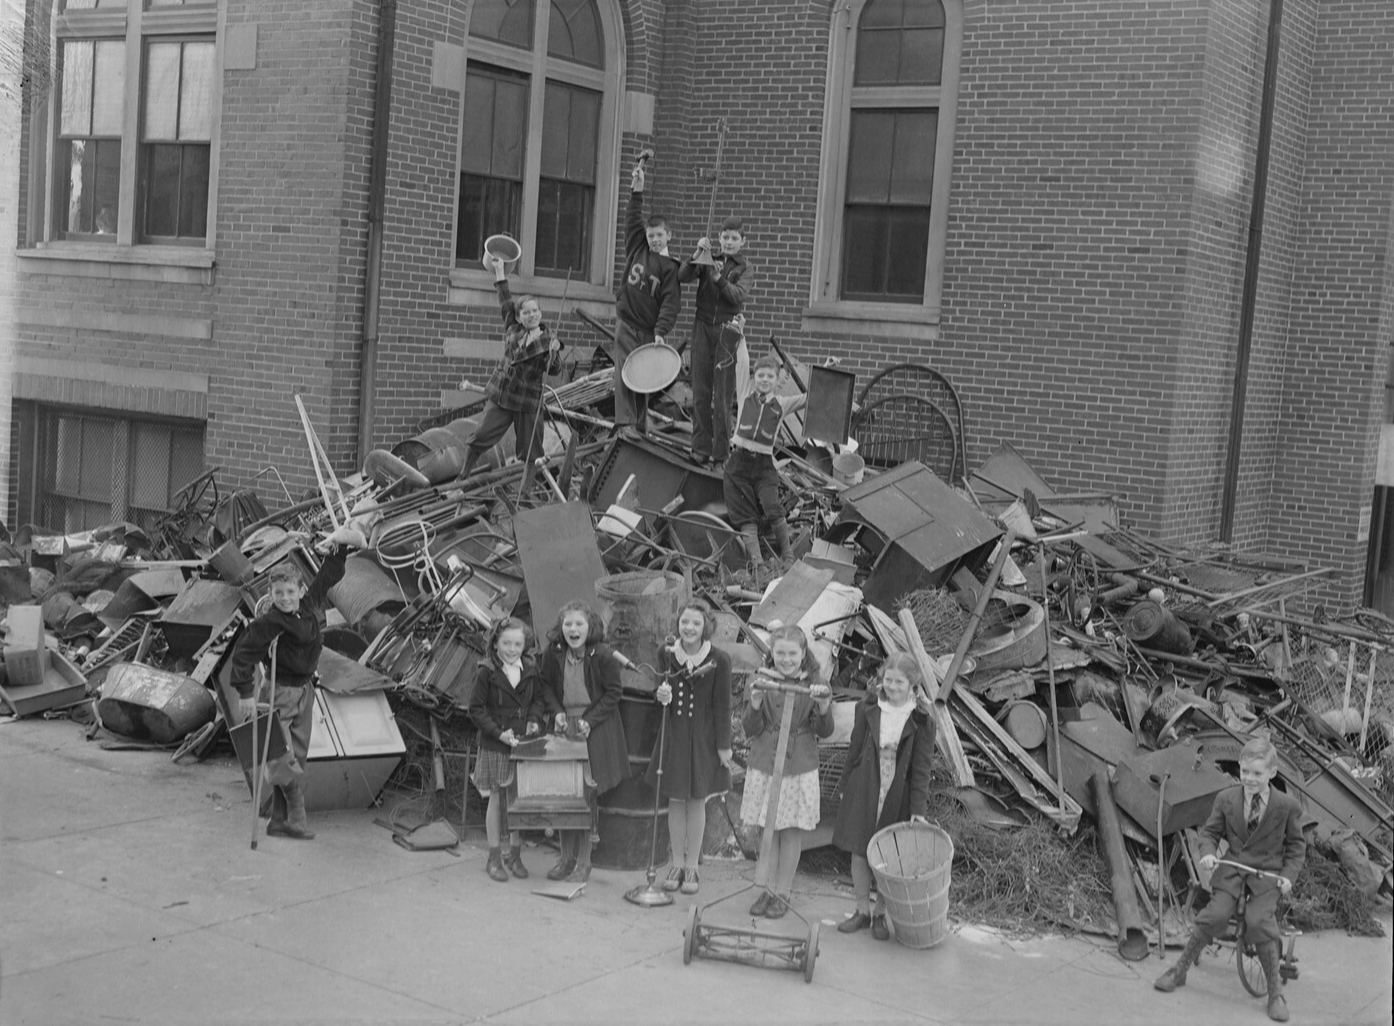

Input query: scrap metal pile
[2,352,1391,944]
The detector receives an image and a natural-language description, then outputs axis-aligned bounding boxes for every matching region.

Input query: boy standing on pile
[613,154,681,435]
[678,217,752,466]
[723,319,805,565]
[1154,736,1306,1022]
[229,524,366,840]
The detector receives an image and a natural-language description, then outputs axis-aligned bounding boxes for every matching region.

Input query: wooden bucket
[867,821,954,950]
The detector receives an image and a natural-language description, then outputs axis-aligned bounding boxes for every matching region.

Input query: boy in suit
[1154,737,1306,1022]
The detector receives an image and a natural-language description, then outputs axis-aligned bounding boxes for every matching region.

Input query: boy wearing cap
[679,218,752,465]
[614,159,681,434]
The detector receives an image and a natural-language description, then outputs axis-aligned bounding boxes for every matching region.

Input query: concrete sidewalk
[2,717,1390,1026]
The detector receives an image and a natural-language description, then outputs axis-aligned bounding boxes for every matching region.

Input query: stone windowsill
[801,300,941,340]
[17,244,216,285]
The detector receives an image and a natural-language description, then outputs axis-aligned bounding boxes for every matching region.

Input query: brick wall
[1269,1,1394,612]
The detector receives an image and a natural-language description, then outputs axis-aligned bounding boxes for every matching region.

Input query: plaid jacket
[483,280,563,412]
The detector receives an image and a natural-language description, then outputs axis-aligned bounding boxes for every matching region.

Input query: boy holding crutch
[230,524,366,840]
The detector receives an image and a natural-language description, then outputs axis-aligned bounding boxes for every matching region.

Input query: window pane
[548,0,603,68]
[130,422,171,510]
[60,139,121,235]
[92,40,126,134]
[846,111,894,203]
[170,428,205,501]
[54,417,81,494]
[889,110,936,203]
[144,143,181,236]
[861,0,943,29]
[841,204,929,301]
[470,0,535,49]
[462,68,527,179]
[899,28,944,85]
[535,178,591,275]
[145,42,181,140]
[79,418,115,503]
[178,144,210,236]
[540,84,570,180]
[60,41,93,137]
[854,30,900,86]
[457,174,521,261]
[567,87,598,183]
[179,42,215,141]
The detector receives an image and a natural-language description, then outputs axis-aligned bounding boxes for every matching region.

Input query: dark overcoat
[537,641,630,794]
[468,657,546,756]
[831,696,935,857]
[644,644,733,801]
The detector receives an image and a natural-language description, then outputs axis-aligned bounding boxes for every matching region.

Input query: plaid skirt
[471,747,516,796]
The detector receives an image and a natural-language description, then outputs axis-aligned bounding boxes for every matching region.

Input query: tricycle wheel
[1237,941,1267,997]
[684,905,700,965]
[803,923,819,983]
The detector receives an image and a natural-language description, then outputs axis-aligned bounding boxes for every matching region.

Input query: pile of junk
[2,350,1390,945]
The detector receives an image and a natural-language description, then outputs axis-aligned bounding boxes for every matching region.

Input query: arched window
[455,0,620,284]
[807,0,961,333]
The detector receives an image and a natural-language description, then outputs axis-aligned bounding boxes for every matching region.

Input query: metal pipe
[357,0,397,468]
[1155,773,1170,960]
[1220,0,1285,541]
[1091,769,1149,961]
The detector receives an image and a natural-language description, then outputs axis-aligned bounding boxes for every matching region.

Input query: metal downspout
[1220,0,1285,542]
[359,0,396,467]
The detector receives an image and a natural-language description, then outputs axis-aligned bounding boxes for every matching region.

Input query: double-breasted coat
[468,657,546,756]
[537,641,630,794]
[831,696,936,856]
[644,643,733,801]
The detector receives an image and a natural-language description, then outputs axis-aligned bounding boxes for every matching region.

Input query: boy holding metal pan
[613,152,681,435]
[678,216,752,466]
[459,249,565,479]
[1154,736,1306,1022]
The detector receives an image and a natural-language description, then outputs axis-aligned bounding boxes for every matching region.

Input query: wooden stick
[1342,640,1357,712]
[1203,567,1333,608]
[898,608,974,787]
[937,530,1016,707]
[1040,555,1066,816]
[1359,645,1377,752]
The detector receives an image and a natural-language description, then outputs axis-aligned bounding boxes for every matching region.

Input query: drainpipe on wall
[1220,0,1285,542]
[358,0,397,467]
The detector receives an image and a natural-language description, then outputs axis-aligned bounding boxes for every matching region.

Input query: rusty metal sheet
[512,501,608,640]
[834,460,1000,605]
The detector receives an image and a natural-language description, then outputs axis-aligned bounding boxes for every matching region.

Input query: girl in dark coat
[537,600,630,882]
[649,600,734,895]
[832,653,936,940]
[468,617,545,882]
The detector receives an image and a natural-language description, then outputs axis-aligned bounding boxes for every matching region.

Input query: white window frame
[447,0,624,308]
[804,0,962,338]
[25,0,222,277]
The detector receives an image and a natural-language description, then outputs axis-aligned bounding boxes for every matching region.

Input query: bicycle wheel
[1236,940,1268,997]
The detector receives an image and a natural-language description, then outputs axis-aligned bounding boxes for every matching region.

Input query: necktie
[1247,792,1261,829]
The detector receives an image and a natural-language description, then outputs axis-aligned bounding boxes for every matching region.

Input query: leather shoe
[569,863,592,883]
[838,911,873,934]
[547,857,576,881]
[504,849,529,879]
[266,820,314,841]
[1267,995,1289,1023]
[486,852,509,882]
[749,891,773,917]
[871,914,890,941]
[680,870,700,895]
[662,867,684,892]
[765,896,788,919]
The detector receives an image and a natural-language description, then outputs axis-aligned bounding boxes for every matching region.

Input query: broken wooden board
[897,608,975,788]
[512,501,608,640]
[750,561,836,629]
[951,687,1082,832]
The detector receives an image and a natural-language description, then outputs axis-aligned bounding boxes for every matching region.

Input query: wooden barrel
[591,691,669,870]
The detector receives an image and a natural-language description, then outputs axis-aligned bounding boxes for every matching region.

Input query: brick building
[6,0,1392,613]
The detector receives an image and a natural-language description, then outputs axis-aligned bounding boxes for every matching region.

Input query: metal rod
[1040,555,1065,816]
[1155,773,1169,960]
